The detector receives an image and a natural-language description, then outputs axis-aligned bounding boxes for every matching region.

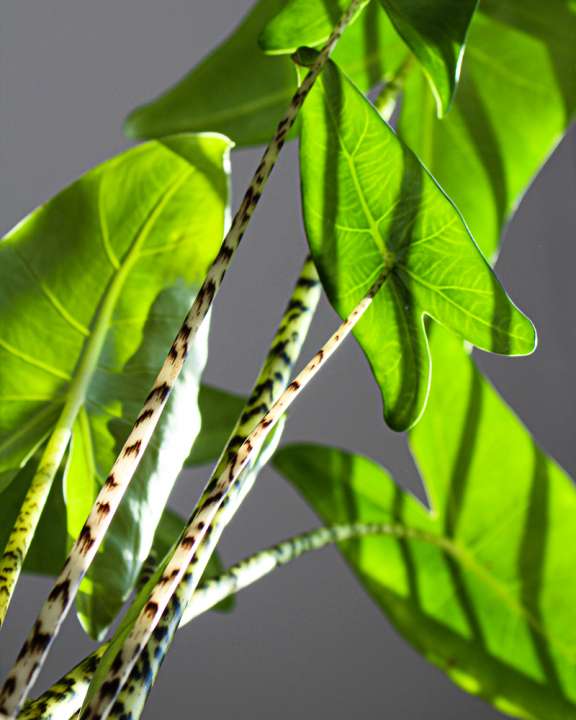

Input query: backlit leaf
[299,59,535,430]
[275,329,576,719]
[0,134,231,638]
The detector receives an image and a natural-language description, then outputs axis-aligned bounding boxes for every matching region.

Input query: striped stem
[110,258,321,718]
[81,269,390,720]
[0,2,364,714]
[0,429,70,628]
[20,521,405,720]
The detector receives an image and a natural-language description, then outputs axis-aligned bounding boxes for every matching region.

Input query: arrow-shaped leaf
[275,327,576,719]
[299,58,535,431]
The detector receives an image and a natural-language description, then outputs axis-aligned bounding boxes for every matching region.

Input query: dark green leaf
[299,59,535,430]
[399,0,576,259]
[377,0,478,114]
[124,0,405,147]
[0,134,232,638]
[186,384,246,467]
[275,327,576,719]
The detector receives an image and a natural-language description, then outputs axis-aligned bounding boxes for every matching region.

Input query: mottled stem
[0,1,364,715]
[110,258,321,718]
[81,268,390,720]
[0,430,69,628]
[20,521,402,720]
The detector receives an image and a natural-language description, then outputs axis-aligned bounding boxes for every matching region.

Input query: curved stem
[20,521,406,720]
[0,2,365,715]
[82,268,390,720]
[112,257,321,718]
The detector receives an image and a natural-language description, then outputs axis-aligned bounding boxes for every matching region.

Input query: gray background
[1,1,575,718]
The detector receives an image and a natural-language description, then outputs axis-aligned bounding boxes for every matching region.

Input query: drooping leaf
[124,0,405,147]
[274,329,576,719]
[377,0,478,114]
[260,0,478,114]
[299,58,535,431]
[0,134,232,638]
[185,384,245,467]
[399,0,576,260]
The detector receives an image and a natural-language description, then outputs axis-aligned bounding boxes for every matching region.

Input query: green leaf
[274,328,576,719]
[377,0,478,115]
[186,384,246,467]
[399,0,576,260]
[0,133,232,638]
[259,0,371,54]
[299,58,535,430]
[124,0,405,147]
[260,0,477,115]
[125,1,294,147]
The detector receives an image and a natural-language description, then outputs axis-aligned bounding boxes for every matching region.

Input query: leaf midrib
[52,169,192,437]
[364,520,575,662]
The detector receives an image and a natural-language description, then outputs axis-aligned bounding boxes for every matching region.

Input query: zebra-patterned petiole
[81,269,390,720]
[0,2,365,715]
[20,521,406,720]
[110,257,321,718]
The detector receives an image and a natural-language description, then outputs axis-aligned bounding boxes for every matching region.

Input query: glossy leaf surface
[299,59,535,430]
[125,0,405,147]
[261,0,478,114]
[275,326,576,719]
[399,0,576,260]
[377,0,478,114]
[0,134,231,638]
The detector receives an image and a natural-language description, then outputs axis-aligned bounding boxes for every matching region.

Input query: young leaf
[299,59,535,430]
[185,384,246,467]
[0,134,231,638]
[275,329,576,719]
[399,0,576,260]
[377,0,478,115]
[124,0,405,147]
[260,0,478,114]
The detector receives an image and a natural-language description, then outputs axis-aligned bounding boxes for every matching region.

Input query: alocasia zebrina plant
[0,0,574,718]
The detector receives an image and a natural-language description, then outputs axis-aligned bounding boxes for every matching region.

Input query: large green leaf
[299,58,535,431]
[399,0,576,260]
[0,134,231,638]
[124,0,405,147]
[260,0,478,114]
[274,327,576,719]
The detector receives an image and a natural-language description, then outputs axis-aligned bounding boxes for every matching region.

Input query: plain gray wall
[1,1,575,718]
